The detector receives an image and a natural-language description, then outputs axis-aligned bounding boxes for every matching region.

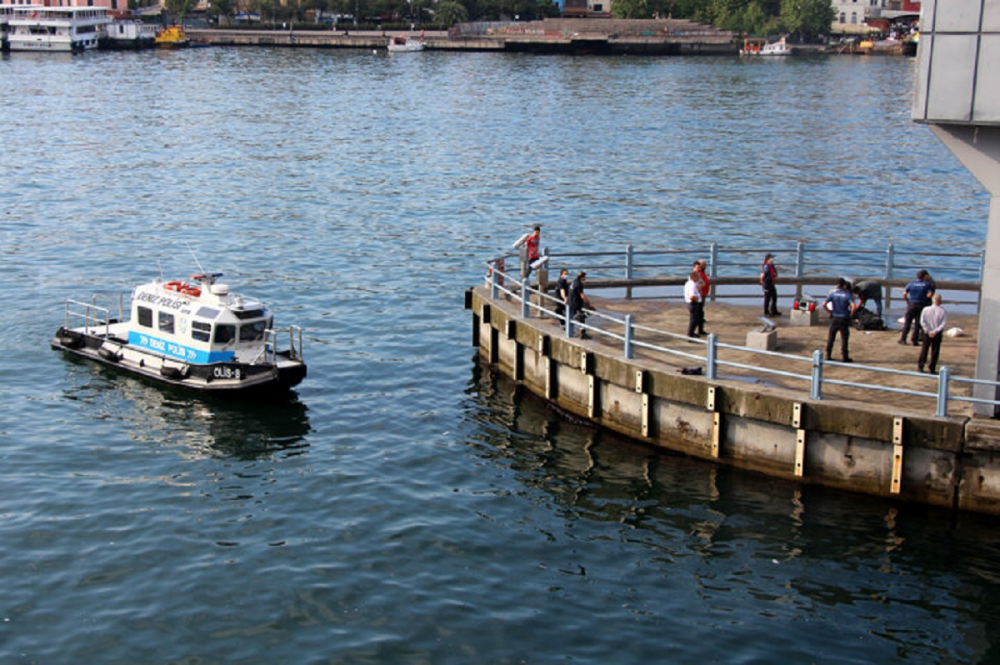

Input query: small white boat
[102,18,158,50]
[8,6,111,52]
[53,271,307,395]
[740,36,794,57]
[387,34,424,52]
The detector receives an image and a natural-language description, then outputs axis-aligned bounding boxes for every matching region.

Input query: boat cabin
[127,274,273,365]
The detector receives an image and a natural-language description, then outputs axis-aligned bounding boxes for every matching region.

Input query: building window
[851,11,857,23]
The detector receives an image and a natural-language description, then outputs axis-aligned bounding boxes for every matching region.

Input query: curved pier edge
[468,286,1000,516]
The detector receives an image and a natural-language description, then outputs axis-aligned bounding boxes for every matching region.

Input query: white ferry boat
[8,6,111,52]
[52,272,307,395]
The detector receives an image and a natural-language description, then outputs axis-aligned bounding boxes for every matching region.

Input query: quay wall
[467,286,1000,516]
[185,28,736,54]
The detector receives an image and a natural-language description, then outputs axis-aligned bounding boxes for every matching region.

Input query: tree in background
[778,0,835,41]
[208,0,236,24]
[436,0,469,24]
[164,0,196,23]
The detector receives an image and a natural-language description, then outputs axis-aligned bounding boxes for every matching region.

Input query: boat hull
[52,326,306,395]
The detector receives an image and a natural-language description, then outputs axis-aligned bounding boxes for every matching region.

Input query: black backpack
[853,307,885,331]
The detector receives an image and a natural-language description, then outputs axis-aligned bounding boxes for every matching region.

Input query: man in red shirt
[517,225,542,281]
[693,259,710,335]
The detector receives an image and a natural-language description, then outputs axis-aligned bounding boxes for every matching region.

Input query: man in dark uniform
[554,268,570,320]
[824,278,858,363]
[900,269,934,346]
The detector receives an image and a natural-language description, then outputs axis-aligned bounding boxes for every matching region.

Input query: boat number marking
[213,367,242,380]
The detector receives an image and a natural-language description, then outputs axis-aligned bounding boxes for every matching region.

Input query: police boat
[52,272,306,394]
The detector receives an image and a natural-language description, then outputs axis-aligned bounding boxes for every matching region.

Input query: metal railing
[484,242,995,418]
[265,325,304,363]
[64,299,113,338]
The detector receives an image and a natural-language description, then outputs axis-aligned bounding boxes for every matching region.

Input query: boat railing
[264,325,304,364]
[482,242,997,419]
[64,298,113,338]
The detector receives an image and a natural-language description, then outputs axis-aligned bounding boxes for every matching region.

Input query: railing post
[794,241,805,301]
[709,242,718,301]
[936,366,950,417]
[566,305,574,338]
[885,243,895,280]
[623,314,633,359]
[811,350,824,401]
[521,282,529,318]
[490,261,499,300]
[625,244,634,300]
[706,333,718,380]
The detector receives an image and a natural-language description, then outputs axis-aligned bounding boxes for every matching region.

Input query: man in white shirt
[918,293,947,373]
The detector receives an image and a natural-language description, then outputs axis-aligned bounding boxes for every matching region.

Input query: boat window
[137,306,153,328]
[215,324,236,344]
[196,307,220,319]
[192,320,212,342]
[239,320,267,342]
[234,309,265,320]
[159,312,175,334]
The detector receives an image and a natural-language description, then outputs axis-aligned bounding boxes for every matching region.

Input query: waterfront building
[831,0,921,35]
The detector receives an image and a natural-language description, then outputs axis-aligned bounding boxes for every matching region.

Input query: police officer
[824,278,858,363]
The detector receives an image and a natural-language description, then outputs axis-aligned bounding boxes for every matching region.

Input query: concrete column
[929,125,1000,415]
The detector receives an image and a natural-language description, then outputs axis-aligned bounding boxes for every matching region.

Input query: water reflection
[463,360,1000,662]
[59,355,310,460]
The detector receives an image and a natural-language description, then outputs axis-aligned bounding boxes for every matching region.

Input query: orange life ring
[165,281,183,291]
[181,286,202,297]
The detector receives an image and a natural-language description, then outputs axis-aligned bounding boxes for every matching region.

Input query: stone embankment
[187,18,737,55]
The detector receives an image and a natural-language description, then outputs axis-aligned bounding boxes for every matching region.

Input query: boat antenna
[185,242,206,276]
[157,259,164,282]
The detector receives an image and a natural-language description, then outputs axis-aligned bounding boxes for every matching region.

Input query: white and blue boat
[52,272,306,394]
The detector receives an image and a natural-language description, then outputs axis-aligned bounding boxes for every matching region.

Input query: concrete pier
[185,18,737,54]
[468,285,1000,515]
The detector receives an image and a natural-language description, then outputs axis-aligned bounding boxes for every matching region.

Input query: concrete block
[746,329,777,351]
[789,307,820,327]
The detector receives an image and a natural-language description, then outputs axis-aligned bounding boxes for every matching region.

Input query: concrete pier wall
[468,287,1000,515]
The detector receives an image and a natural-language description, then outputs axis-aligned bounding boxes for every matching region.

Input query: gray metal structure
[913,0,1000,415]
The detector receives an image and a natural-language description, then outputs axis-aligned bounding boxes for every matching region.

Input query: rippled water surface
[0,48,996,663]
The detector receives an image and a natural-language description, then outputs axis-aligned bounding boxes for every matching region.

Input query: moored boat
[1,6,13,51]
[102,18,157,49]
[7,6,111,52]
[155,24,189,48]
[740,36,794,56]
[387,34,424,52]
[52,271,307,395]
